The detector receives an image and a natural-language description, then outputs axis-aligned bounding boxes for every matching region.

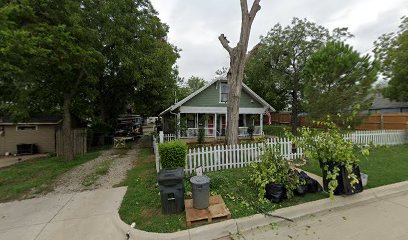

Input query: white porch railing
[182,128,215,138]
[238,126,262,136]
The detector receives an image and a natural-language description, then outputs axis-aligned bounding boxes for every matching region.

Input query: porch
[179,113,263,138]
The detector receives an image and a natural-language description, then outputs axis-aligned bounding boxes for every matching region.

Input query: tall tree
[374,16,408,101]
[186,76,206,93]
[303,41,378,125]
[219,0,261,145]
[85,0,178,121]
[0,0,104,160]
[245,18,351,134]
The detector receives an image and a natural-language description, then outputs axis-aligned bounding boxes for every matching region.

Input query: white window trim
[16,125,38,131]
[219,82,228,103]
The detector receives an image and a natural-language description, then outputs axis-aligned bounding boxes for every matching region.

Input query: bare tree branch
[249,0,261,23]
[218,34,232,54]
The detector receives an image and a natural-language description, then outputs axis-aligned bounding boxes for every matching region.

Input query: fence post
[159,131,164,143]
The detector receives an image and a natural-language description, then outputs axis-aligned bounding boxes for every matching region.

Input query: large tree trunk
[219,0,261,145]
[62,71,84,160]
[62,93,74,161]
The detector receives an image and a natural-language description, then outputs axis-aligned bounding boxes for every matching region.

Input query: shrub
[197,128,205,144]
[159,140,188,168]
[290,116,369,199]
[249,146,301,201]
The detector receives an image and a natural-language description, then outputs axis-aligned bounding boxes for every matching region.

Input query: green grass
[0,151,100,202]
[118,136,327,233]
[301,145,408,189]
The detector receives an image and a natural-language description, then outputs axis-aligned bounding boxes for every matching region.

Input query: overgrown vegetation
[0,151,100,202]
[263,125,289,137]
[249,146,301,201]
[291,117,369,198]
[119,136,327,233]
[158,140,188,168]
[302,145,408,189]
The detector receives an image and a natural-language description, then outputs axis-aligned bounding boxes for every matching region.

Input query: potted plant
[291,117,368,199]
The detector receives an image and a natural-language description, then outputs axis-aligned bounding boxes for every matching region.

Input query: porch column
[177,113,180,139]
[260,113,263,136]
[214,113,217,139]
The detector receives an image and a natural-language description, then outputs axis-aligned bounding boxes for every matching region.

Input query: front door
[217,114,226,136]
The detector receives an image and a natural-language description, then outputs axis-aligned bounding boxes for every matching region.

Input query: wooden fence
[270,112,408,130]
[56,128,87,157]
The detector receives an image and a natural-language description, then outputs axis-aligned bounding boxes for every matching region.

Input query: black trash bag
[294,171,308,196]
[296,171,323,194]
[265,182,286,203]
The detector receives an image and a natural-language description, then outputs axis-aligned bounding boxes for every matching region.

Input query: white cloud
[152,0,408,80]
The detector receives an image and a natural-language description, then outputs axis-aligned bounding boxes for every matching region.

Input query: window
[16,125,37,131]
[220,82,229,103]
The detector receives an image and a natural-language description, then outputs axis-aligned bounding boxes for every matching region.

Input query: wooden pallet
[185,195,231,227]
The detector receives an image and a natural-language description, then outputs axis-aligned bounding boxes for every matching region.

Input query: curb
[115,180,408,240]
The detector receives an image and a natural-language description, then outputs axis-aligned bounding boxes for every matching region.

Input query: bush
[247,125,255,139]
[159,140,188,168]
[263,125,288,137]
[249,146,301,201]
[197,128,205,144]
[290,116,369,199]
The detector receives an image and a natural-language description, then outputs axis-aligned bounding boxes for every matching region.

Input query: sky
[151,0,408,81]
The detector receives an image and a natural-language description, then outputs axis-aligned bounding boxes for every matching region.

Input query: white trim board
[179,106,266,114]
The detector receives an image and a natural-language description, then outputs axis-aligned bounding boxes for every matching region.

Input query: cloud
[152,0,408,80]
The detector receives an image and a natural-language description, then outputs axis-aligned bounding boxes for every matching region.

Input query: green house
[159,79,275,139]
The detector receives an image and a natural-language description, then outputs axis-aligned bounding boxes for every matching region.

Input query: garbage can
[190,175,210,209]
[157,168,185,214]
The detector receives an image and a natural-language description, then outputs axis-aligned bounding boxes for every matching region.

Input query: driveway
[0,187,128,240]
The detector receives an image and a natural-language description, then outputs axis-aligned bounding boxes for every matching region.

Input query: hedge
[158,140,187,168]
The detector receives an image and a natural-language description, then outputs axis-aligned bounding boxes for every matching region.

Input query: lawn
[118,136,327,233]
[0,151,100,202]
[301,145,408,189]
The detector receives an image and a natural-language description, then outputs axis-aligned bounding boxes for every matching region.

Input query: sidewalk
[227,189,408,240]
[0,187,127,240]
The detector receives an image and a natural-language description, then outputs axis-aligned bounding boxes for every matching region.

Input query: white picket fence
[185,137,303,174]
[154,130,407,174]
[158,131,177,143]
[345,130,406,146]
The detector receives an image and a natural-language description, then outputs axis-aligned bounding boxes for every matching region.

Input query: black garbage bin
[157,168,185,214]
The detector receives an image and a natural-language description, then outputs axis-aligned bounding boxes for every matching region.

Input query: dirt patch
[51,142,139,194]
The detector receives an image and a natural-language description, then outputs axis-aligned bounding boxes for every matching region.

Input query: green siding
[183,82,263,108]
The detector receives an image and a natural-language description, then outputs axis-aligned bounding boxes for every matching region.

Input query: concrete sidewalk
[0,187,127,240]
[227,190,408,240]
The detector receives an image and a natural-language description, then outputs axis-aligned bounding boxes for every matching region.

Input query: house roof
[0,115,63,125]
[370,93,408,110]
[159,78,275,116]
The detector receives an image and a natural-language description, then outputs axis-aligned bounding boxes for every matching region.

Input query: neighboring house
[0,115,62,155]
[369,93,408,113]
[159,79,275,139]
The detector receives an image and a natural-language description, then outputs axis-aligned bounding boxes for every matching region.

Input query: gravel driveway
[52,142,138,194]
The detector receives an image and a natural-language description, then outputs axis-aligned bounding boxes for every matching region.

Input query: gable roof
[160,79,275,116]
[370,92,408,110]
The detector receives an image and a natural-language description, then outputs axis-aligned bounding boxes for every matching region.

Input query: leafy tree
[186,76,206,93]
[245,18,351,134]
[374,16,408,101]
[303,41,378,126]
[0,0,104,160]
